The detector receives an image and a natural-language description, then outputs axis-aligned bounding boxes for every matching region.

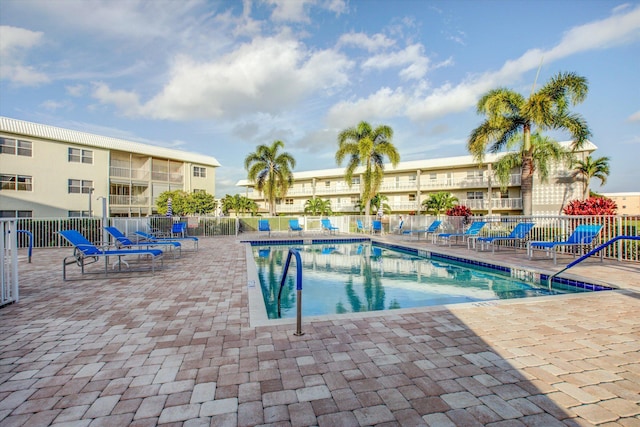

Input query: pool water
[252,242,595,320]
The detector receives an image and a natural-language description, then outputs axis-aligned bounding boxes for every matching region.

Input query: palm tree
[421,192,458,215]
[304,197,332,216]
[245,140,296,216]
[468,71,591,215]
[221,194,257,216]
[336,121,400,219]
[493,132,574,191]
[370,193,391,215]
[572,155,610,199]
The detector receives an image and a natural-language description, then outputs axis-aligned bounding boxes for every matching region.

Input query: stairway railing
[548,236,640,286]
[277,248,304,335]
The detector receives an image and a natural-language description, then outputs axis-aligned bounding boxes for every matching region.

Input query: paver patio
[0,235,638,426]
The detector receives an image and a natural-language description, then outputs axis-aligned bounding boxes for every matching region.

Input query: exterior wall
[1,117,219,218]
[603,193,640,215]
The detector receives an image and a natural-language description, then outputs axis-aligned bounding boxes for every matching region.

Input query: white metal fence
[7,214,640,263]
[1,219,19,306]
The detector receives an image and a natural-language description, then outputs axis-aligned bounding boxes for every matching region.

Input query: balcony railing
[110,167,150,181]
[151,171,184,183]
[110,195,150,206]
[379,182,418,192]
[459,198,523,210]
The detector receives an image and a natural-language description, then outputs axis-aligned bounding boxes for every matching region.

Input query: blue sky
[1,0,639,197]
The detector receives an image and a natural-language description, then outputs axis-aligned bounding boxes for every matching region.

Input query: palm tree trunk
[521,154,534,216]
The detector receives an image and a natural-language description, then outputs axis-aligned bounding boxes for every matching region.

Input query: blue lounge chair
[104,226,181,258]
[476,222,535,253]
[402,220,442,241]
[289,219,303,236]
[59,230,163,280]
[372,220,383,235]
[356,219,369,233]
[321,219,339,234]
[135,230,198,251]
[436,221,487,247]
[258,219,271,237]
[528,224,603,264]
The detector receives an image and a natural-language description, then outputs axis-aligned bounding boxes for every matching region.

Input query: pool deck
[0,234,638,426]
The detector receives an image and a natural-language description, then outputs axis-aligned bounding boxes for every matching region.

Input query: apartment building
[237,141,597,216]
[602,193,640,215]
[0,116,220,218]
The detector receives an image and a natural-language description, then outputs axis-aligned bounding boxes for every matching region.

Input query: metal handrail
[277,248,304,336]
[548,236,640,286]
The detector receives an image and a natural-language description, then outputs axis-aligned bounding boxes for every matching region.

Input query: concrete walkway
[0,235,638,426]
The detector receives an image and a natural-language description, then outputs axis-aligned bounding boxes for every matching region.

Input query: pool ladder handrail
[277,248,304,336]
[547,235,640,286]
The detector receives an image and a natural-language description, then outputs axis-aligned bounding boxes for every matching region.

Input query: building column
[487,164,493,216]
[416,169,421,212]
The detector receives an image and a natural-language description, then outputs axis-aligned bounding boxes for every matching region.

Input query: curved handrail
[548,235,640,286]
[277,248,304,335]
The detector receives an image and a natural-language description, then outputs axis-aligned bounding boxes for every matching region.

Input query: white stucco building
[0,117,221,218]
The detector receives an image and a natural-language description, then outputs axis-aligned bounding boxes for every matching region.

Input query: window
[1,138,32,156]
[429,173,437,180]
[467,191,484,200]
[285,198,294,205]
[68,148,93,164]
[1,174,32,191]
[68,179,93,194]
[500,190,509,199]
[467,170,483,179]
[409,194,416,201]
[193,189,205,193]
[325,181,331,187]
[68,211,91,218]
[0,210,32,218]
[409,175,417,182]
[193,166,206,177]
[351,177,360,185]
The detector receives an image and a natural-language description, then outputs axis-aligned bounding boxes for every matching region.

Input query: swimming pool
[250,241,612,320]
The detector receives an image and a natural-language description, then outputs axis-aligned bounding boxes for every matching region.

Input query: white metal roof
[0,116,221,167]
[237,140,597,186]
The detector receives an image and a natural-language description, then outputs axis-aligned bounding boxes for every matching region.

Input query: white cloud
[262,0,315,23]
[362,44,430,80]
[326,87,409,128]
[66,84,86,97]
[0,26,49,85]
[92,82,142,116]
[337,32,396,52]
[131,34,353,120]
[628,111,640,122]
[40,99,72,111]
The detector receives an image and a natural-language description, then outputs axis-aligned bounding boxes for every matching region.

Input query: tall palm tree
[336,121,400,219]
[421,192,458,215]
[572,155,610,199]
[493,132,574,191]
[245,140,296,216]
[468,71,591,215]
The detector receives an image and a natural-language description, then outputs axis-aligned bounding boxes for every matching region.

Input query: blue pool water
[252,242,604,320]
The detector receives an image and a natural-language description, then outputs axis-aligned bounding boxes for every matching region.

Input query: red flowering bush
[562,196,617,215]
[446,205,473,225]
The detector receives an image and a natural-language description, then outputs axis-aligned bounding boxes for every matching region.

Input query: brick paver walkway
[0,236,638,426]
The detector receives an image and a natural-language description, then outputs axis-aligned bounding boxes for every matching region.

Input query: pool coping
[243,237,618,328]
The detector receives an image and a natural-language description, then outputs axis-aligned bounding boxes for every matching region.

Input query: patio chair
[356,219,369,233]
[258,219,271,237]
[476,222,535,253]
[392,218,405,234]
[436,221,487,247]
[135,230,198,251]
[171,222,188,237]
[402,220,442,241]
[321,219,339,234]
[289,219,303,236]
[104,226,181,258]
[528,224,603,264]
[372,220,383,235]
[59,230,163,280]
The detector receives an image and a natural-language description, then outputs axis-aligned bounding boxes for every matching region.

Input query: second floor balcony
[110,195,150,206]
[110,166,150,181]
[459,198,523,210]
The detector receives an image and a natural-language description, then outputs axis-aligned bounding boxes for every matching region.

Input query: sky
[1,0,639,198]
